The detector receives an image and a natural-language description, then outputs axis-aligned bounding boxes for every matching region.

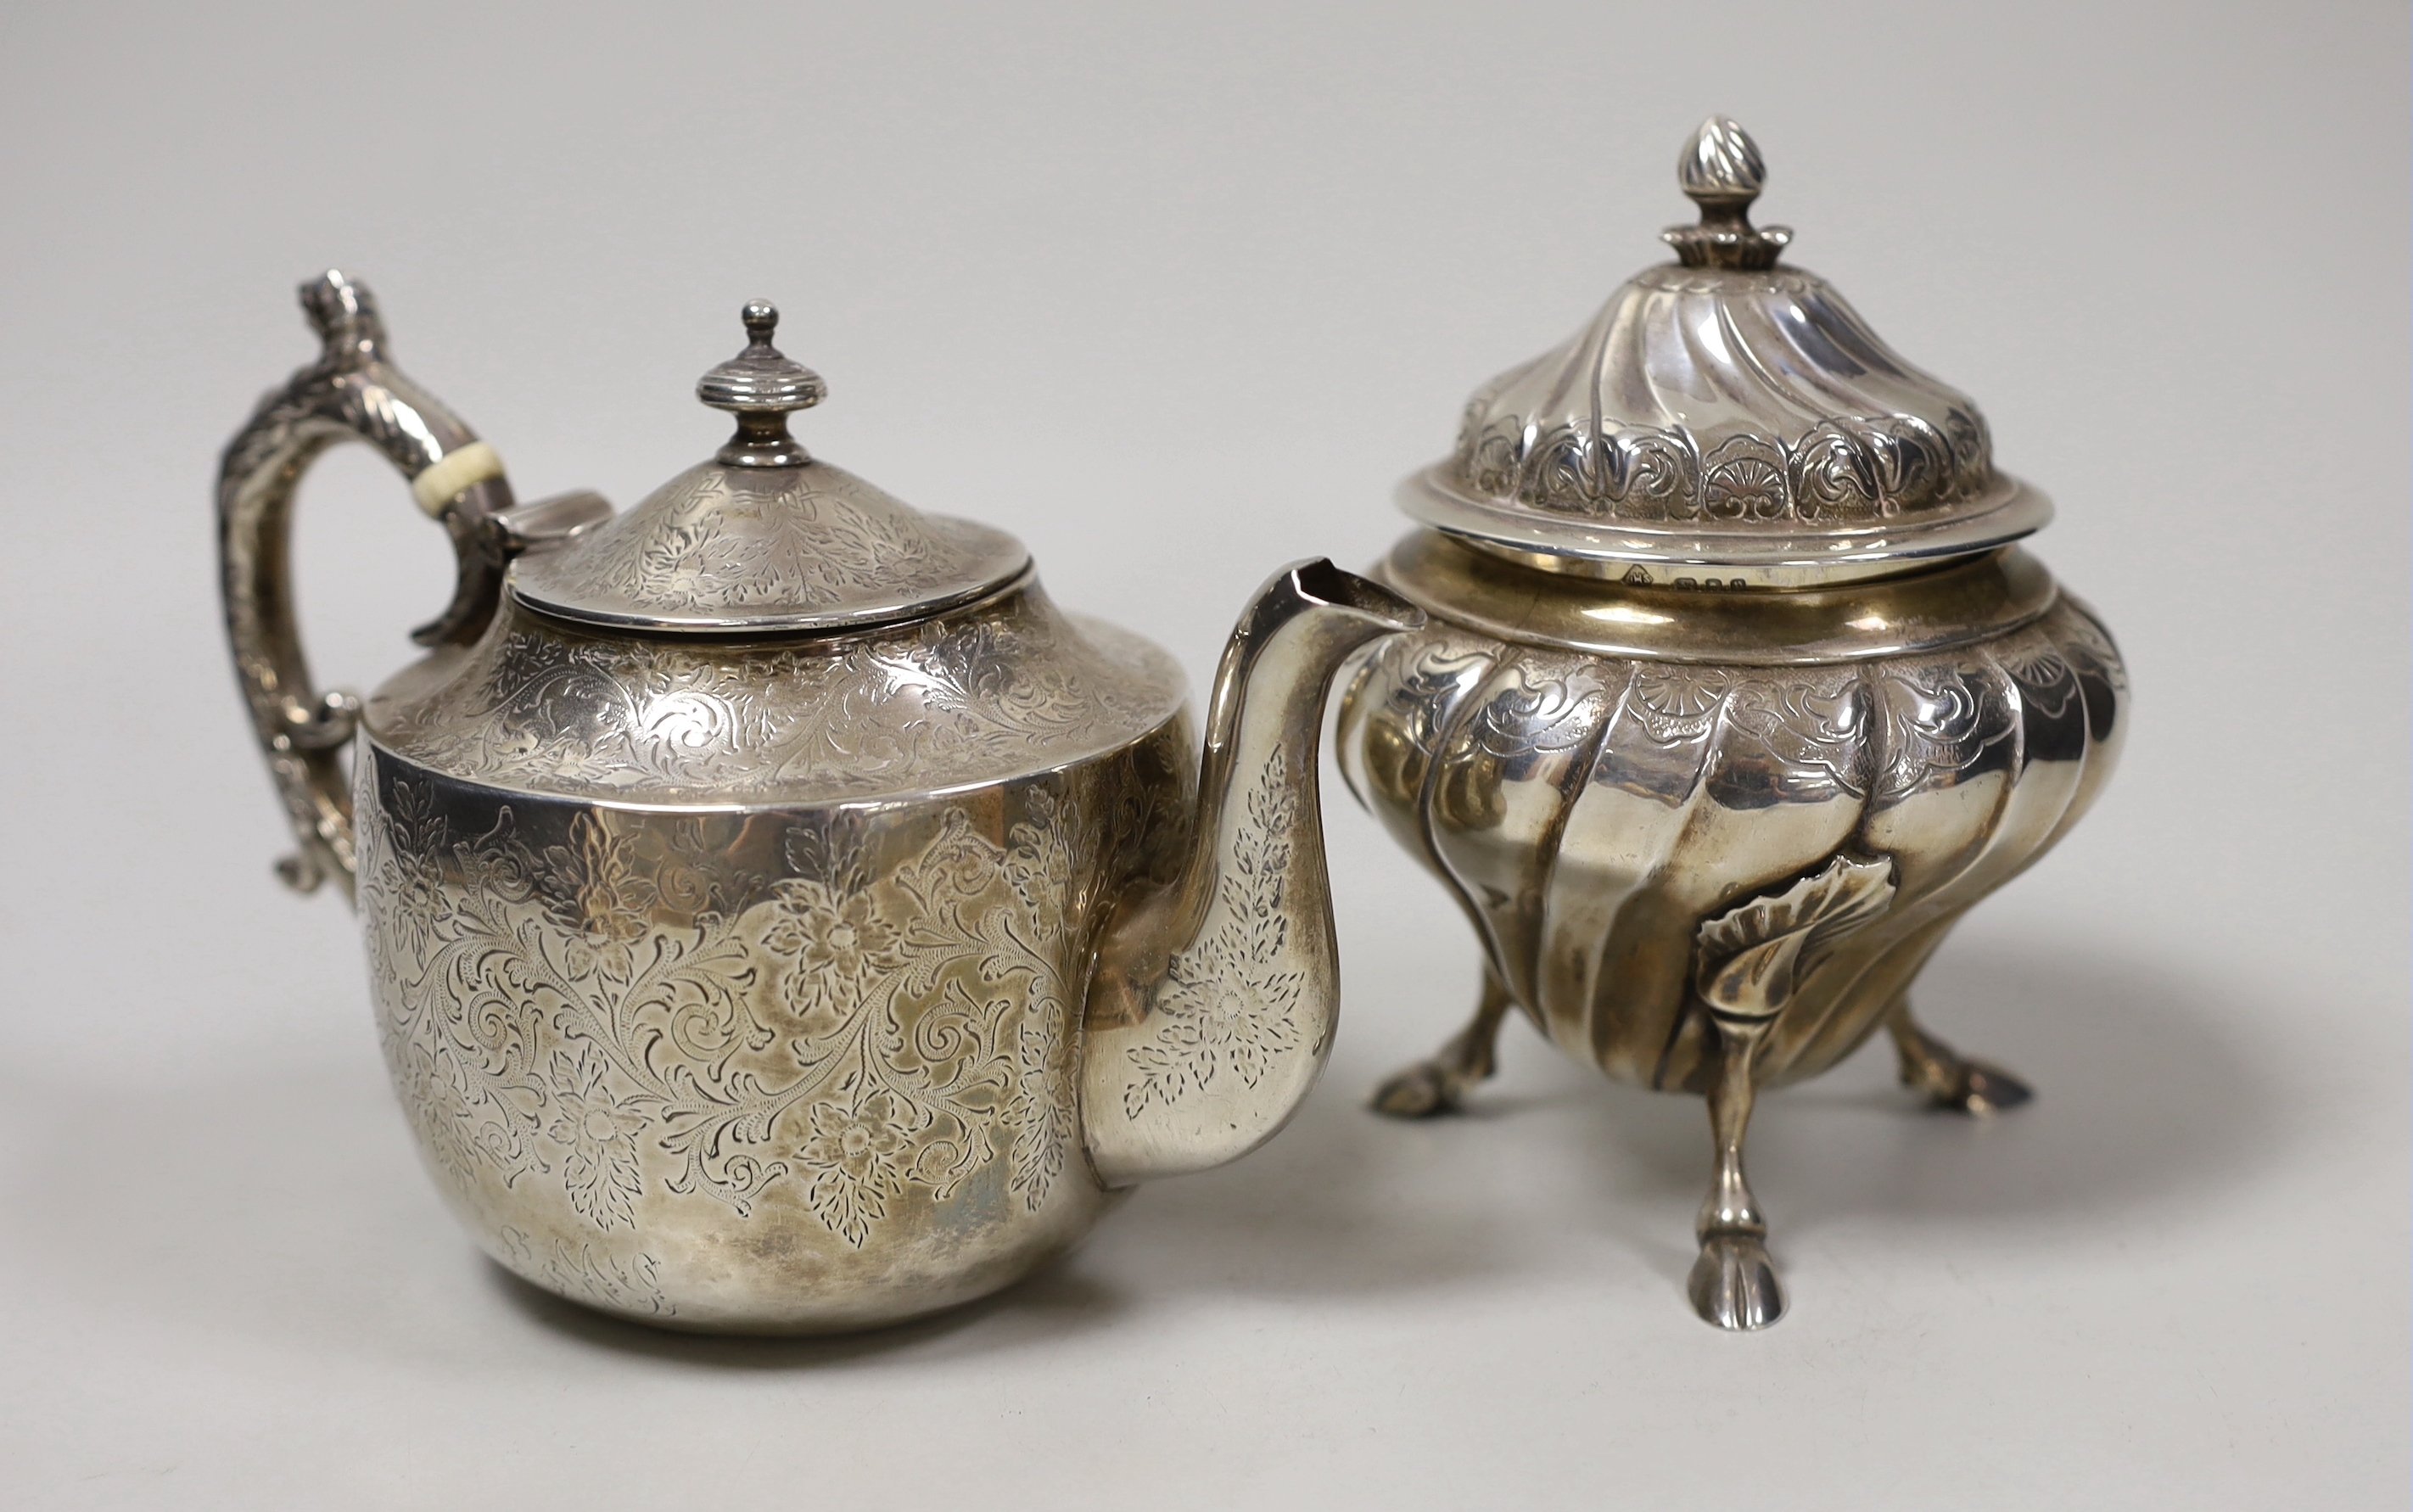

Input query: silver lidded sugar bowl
[1337,120,2127,1329]
[218,277,1419,1333]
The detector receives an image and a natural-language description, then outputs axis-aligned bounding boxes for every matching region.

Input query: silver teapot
[1337,120,2127,1329]
[218,277,1419,1333]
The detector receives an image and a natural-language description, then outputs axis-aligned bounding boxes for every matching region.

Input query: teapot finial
[1663,116,1792,271]
[697,300,826,468]
[1678,115,1766,204]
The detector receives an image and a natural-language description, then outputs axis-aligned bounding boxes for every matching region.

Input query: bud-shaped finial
[1663,116,1791,272]
[1678,116,1766,205]
[697,300,826,468]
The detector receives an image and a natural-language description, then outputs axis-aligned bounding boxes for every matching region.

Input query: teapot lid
[1399,118,2052,584]
[510,303,1029,632]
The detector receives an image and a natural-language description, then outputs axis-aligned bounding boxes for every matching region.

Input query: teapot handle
[216,271,529,902]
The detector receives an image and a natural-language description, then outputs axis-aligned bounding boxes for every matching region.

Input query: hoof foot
[1370,1061,1460,1119]
[1933,1060,2033,1116]
[1688,1235,1785,1330]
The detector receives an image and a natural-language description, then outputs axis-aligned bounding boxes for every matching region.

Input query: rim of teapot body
[1373,529,2063,666]
[355,709,1190,815]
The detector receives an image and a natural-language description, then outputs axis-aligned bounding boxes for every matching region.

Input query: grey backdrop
[2,2,2405,1507]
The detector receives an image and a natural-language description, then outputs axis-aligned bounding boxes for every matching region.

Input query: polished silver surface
[369,575,1185,804]
[1407,118,2050,585]
[1666,113,1791,272]
[1375,530,2059,664]
[218,280,1422,1333]
[510,304,1030,634]
[1346,120,2128,1330]
[697,298,826,468]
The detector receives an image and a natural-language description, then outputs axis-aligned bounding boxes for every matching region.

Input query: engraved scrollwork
[1460,410,1997,525]
[1615,430,1699,520]
[1784,421,1881,520]
[1352,596,2113,840]
[360,780,1088,1255]
[1513,424,1705,522]
[1867,659,2020,802]
[371,587,1182,804]
[513,462,956,617]
[1445,262,2001,527]
[1722,666,1868,802]
[498,1224,671,1317]
[1471,662,1615,759]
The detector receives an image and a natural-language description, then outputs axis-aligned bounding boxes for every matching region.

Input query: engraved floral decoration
[761,879,900,1022]
[359,785,1090,1262]
[511,463,958,619]
[545,1043,647,1230]
[1123,753,1302,1116]
[372,589,1180,807]
[794,1095,913,1247]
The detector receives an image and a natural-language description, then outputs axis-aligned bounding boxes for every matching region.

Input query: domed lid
[511,302,1030,632]
[1400,118,2051,585]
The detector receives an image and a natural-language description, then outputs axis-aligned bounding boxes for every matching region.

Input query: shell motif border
[1455,405,1995,526]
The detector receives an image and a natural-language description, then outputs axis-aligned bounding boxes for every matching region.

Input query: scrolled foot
[1370,1057,1464,1118]
[1369,968,1512,1119]
[1890,1006,2035,1116]
[1926,1058,2033,1116]
[1688,1235,1786,1331]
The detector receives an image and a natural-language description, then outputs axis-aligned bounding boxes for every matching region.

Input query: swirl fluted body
[1337,564,2125,1094]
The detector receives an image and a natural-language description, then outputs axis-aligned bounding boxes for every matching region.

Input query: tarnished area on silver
[1352,118,2128,1330]
[216,280,1425,1333]
[1419,119,2047,583]
[355,737,1175,1332]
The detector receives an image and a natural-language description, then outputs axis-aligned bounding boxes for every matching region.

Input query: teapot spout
[1081,560,1423,1186]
